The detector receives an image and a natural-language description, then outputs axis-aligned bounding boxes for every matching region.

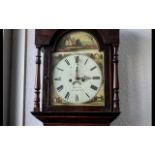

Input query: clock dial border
[51,51,104,106]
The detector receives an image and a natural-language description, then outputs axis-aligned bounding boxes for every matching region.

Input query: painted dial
[53,54,102,104]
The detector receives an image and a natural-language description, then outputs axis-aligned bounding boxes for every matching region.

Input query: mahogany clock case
[32,29,120,125]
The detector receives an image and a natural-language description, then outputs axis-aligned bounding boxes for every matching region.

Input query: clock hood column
[112,46,119,112]
[34,47,41,112]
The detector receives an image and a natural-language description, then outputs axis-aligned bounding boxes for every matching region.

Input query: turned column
[112,45,119,112]
[34,47,41,112]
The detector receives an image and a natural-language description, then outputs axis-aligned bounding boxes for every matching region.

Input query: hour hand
[75,66,79,80]
[82,76,91,82]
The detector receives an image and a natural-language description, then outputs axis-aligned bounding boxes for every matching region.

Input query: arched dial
[53,54,102,104]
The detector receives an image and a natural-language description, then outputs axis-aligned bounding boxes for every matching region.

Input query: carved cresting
[34,47,41,112]
[112,46,119,112]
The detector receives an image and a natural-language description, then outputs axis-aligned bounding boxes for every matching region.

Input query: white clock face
[53,54,102,104]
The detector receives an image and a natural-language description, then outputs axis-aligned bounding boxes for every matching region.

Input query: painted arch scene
[56,31,99,52]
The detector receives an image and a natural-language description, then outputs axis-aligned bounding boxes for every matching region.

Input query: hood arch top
[56,31,99,52]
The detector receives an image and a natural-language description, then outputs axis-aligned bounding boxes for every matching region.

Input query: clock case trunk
[32,29,120,125]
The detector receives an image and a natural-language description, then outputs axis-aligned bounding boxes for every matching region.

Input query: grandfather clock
[32,29,120,126]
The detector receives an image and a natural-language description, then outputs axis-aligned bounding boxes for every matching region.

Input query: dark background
[152,29,154,126]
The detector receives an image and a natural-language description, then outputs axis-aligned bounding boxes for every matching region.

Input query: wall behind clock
[3,29,151,126]
[111,29,151,126]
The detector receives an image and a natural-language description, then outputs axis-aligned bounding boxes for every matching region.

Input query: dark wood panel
[32,112,120,126]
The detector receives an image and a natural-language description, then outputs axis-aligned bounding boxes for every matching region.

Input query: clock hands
[73,66,81,85]
[75,66,79,80]
[73,58,94,85]
[72,75,91,85]
[81,75,91,82]
[73,63,93,84]
[77,75,92,82]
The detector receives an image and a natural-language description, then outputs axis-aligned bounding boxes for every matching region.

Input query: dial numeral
[84,58,88,65]
[90,66,97,71]
[57,85,63,92]
[90,84,98,91]
[93,76,100,80]
[75,56,79,63]
[75,95,79,102]
[57,68,64,71]
[65,59,70,65]
[65,92,70,100]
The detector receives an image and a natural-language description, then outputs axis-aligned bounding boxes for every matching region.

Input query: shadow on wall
[111,30,151,126]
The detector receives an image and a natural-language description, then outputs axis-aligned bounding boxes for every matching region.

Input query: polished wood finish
[34,48,41,112]
[112,46,119,112]
[32,29,120,125]
[32,112,120,126]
